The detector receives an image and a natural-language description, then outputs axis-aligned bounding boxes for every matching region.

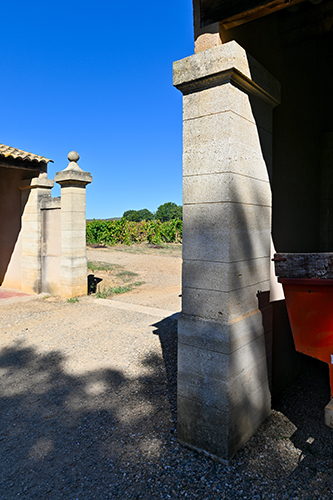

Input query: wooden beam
[0,159,46,172]
[220,0,305,29]
[200,0,306,29]
[274,253,333,279]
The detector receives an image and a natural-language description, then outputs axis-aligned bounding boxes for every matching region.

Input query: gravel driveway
[0,245,332,499]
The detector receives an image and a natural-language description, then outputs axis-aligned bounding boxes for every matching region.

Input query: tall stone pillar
[173,41,281,463]
[55,152,92,298]
[19,173,54,294]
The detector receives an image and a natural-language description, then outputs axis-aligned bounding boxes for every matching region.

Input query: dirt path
[86,244,182,311]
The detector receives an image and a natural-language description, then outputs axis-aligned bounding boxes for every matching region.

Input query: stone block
[183,111,270,163]
[183,172,271,206]
[61,197,86,213]
[178,341,227,378]
[178,333,271,411]
[182,257,270,292]
[183,84,255,123]
[61,257,87,274]
[177,395,229,463]
[228,381,271,457]
[61,232,87,246]
[20,230,40,245]
[182,202,271,263]
[178,344,228,409]
[324,398,333,428]
[255,126,273,175]
[178,311,267,354]
[55,169,92,186]
[173,41,252,87]
[194,29,222,54]
[183,141,270,181]
[21,254,40,267]
[60,214,86,227]
[228,355,270,411]
[182,281,269,331]
[228,330,272,381]
[183,85,273,134]
[60,282,87,298]
[183,111,272,182]
[178,385,270,463]
[182,287,228,321]
[61,230,86,242]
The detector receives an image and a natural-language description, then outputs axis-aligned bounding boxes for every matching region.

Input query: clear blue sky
[2,1,193,219]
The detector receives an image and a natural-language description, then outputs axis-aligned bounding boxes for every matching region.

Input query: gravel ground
[0,246,332,499]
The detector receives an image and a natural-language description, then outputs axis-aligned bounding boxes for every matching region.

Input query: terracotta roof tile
[0,143,53,164]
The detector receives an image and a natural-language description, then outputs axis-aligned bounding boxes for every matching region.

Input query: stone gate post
[55,151,92,298]
[173,41,281,462]
[19,173,54,294]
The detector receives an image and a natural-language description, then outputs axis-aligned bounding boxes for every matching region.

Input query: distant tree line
[123,202,182,222]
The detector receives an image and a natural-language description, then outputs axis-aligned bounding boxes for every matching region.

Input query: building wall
[0,167,38,289]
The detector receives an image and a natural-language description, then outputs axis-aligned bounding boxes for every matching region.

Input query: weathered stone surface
[178,310,269,354]
[274,252,333,279]
[183,171,271,206]
[182,203,271,263]
[324,398,333,428]
[55,168,92,186]
[183,85,273,132]
[178,334,271,411]
[228,382,271,456]
[177,395,229,462]
[194,30,222,54]
[183,112,271,180]
[182,281,269,322]
[182,257,270,291]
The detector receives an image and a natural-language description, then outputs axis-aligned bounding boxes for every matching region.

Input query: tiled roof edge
[0,143,53,164]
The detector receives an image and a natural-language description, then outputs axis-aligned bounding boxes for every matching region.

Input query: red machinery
[278,277,333,398]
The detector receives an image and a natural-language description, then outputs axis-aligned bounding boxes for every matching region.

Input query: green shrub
[86,218,182,246]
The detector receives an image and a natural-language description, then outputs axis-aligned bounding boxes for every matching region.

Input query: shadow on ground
[0,316,332,499]
[0,316,178,500]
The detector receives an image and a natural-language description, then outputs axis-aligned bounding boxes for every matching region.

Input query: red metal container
[278,278,333,397]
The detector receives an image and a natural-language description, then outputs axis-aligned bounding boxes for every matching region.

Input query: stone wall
[0,152,91,298]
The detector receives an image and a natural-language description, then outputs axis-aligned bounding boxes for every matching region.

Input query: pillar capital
[19,173,54,191]
[173,40,281,108]
[55,151,92,187]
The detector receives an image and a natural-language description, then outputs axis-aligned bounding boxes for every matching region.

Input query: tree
[155,202,182,222]
[122,208,154,222]
[123,210,137,220]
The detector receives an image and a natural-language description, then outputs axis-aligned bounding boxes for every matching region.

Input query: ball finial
[68,151,80,162]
